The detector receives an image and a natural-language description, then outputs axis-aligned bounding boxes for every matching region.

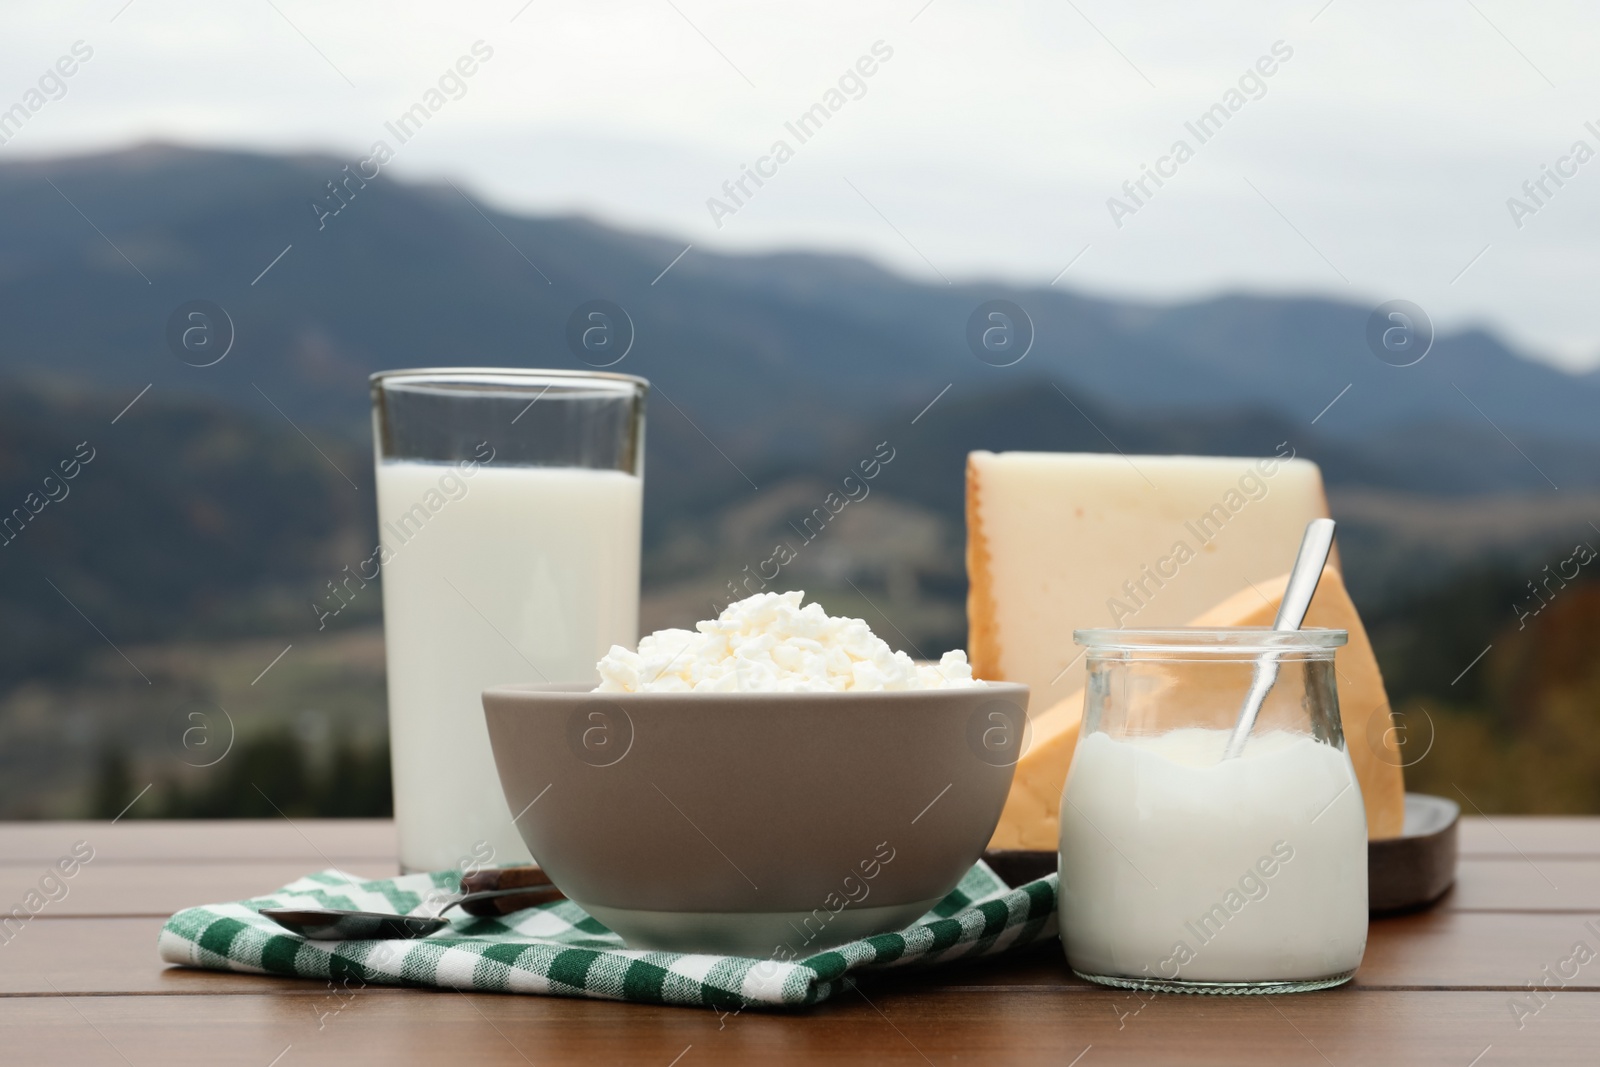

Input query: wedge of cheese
[987,687,1086,850]
[967,451,1334,705]
[986,565,1406,850]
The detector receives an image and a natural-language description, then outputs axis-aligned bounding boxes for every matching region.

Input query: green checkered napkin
[158,863,1058,1008]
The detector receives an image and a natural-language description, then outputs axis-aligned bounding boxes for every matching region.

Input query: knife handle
[456,865,564,915]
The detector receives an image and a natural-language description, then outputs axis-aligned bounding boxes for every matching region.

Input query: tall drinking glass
[371,369,647,872]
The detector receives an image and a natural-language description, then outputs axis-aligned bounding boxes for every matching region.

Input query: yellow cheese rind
[966,455,1003,684]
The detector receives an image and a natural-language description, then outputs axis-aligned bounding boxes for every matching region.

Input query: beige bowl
[481,681,1029,957]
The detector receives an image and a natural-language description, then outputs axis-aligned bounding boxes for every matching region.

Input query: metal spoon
[260,884,564,940]
[1220,517,1337,761]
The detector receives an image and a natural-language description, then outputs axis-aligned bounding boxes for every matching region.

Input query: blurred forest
[5,379,1594,821]
[7,378,1589,822]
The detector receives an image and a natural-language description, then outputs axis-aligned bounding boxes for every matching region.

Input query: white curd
[595,590,981,693]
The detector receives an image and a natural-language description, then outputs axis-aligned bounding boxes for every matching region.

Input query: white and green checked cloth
[158,863,1058,1009]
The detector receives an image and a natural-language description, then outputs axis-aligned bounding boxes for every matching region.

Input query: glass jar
[371,368,647,872]
[1058,627,1367,994]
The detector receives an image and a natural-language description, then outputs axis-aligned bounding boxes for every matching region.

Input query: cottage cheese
[594,591,983,693]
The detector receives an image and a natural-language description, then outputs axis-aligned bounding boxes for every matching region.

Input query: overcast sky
[8,0,1600,371]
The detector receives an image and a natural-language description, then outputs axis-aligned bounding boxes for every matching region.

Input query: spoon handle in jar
[1221,518,1336,760]
[1270,518,1337,633]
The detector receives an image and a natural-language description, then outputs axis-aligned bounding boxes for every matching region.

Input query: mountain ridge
[0,143,1594,466]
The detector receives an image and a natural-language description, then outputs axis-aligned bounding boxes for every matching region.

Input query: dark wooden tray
[1369,792,1459,913]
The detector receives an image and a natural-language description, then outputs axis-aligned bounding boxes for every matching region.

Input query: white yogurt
[1059,727,1367,984]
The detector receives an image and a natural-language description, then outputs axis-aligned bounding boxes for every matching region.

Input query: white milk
[376,461,641,871]
[1059,728,1367,984]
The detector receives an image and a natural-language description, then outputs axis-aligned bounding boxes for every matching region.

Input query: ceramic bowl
[482,681,1029,957]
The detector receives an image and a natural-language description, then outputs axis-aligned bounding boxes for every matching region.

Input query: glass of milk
[370,369,646,872]
[1058,627,1367,993]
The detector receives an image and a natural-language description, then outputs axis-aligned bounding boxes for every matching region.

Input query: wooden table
[3,818,1598,1065]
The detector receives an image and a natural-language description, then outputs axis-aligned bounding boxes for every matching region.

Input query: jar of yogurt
[1058,627,1367,994]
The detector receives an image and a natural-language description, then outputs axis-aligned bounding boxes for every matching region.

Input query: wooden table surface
[4,818,1598,1065]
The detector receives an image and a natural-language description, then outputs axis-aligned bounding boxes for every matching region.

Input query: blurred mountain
[6,371,1595,684]
[2,144,1596,660]
[0,385,372,682]
[0,143,1596,477]
[805,380,1600,518]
